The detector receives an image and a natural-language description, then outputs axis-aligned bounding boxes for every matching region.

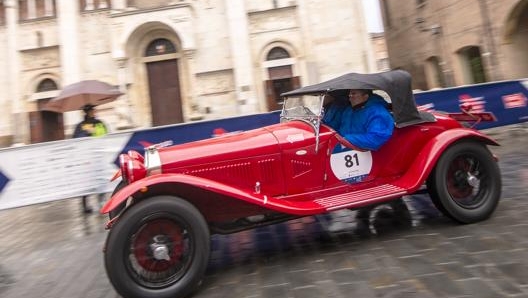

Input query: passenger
[322,91,348,130]
[323,89,394,151]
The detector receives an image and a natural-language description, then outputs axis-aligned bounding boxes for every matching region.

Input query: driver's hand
[335,134,365,151]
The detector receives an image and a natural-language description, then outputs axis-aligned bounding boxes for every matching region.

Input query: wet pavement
[0,126,527,298]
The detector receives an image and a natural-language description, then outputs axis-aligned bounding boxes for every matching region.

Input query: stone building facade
[370,32,390,72]
[380,0,528,90]
[0,0,379,146]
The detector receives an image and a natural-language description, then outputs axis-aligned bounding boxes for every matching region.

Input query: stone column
[183,49,202,120]
[113,49,135,128]
[224,0,258,114]
[57,0,81,85]
[44,0,54,16]
[84,0,94,10]
[56,0,82,133]
[111,0,127,11]
[5,0,24,144]
[28,0,36,19]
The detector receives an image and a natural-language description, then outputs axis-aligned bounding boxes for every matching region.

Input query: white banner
[0,133,132,210]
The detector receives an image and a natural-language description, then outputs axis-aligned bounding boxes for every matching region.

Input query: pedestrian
[73,104,108,213]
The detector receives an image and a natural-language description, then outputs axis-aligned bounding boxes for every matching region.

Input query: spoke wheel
[105,196,210,298]
[128,215,192,288]
[428,141,501,224]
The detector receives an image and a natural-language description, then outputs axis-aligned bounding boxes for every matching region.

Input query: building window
[458,46,487,84]
[36,78,58,92]
[145,38,177,56]
[80,0,110,11]
[266,47,290,60]
[18,0,28,20]
[467,48,487,84]
[0,1,5,25]
[377,58,390,71]
[19,0,56,21]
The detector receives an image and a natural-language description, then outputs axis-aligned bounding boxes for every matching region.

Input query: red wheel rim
[126,215,193,288]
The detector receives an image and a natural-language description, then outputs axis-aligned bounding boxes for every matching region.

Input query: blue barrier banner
[414,79,528,129]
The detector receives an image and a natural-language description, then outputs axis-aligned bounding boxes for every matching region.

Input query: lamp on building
[415,18,441,35]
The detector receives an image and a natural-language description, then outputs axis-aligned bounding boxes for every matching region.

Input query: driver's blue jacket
[323,94,394,151]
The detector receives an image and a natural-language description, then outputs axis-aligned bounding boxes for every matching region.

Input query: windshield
[280,95,323,120]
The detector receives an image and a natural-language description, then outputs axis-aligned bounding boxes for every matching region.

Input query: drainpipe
[478,0,502,81]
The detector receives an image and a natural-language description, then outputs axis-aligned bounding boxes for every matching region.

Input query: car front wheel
[104,196,210,298]
[108,180,127,220]
[428,141,501,224]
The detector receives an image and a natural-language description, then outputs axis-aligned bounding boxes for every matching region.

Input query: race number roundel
[330,146,373,183]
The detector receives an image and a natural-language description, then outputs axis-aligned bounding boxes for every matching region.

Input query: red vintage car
[101,70,501,298]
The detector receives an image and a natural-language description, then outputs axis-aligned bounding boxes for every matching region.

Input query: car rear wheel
[428,141,501,224]
[104,196,210,298]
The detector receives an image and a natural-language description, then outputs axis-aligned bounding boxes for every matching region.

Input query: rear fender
[101,173,268,215]
[396,128,499,191]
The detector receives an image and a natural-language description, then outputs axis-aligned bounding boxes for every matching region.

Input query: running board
[314,184,407,211]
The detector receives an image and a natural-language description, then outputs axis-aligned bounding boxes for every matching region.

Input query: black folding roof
[281,70,434,127]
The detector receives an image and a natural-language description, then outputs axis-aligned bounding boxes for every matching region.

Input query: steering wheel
[303,106,315,116]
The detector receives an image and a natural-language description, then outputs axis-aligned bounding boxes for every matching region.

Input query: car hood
[158,122,315,171]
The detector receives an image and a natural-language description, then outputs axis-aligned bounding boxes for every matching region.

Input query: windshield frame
[280,93,326,152]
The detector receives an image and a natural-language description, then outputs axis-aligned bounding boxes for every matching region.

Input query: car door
[271,121,328,195]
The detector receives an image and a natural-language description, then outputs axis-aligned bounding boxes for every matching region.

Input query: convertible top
[281,70,435,128]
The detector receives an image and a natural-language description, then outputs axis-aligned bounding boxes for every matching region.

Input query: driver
[323,89,394,151]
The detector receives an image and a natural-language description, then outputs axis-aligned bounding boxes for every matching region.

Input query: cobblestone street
[1,126,527,298]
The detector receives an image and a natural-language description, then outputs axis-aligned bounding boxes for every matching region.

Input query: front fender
[395,128,499,191]
[101,173,269,215]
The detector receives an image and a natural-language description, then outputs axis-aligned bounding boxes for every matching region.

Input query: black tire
[428,141,501,224]
[109,180,127,220]
[104,196,210,298]
[426,177,454,220]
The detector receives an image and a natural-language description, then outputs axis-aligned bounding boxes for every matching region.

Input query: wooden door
[146,59,183,126]
[29,110,64,143]
[265,75,301,112]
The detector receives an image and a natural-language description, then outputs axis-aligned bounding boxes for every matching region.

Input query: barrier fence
[0,79,526,210]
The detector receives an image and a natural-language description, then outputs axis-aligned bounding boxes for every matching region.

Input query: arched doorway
[457,46,487,84]
[30,78,64,143]
[144,38,183,126]
[264,47,300,111]
[503,0,528,78]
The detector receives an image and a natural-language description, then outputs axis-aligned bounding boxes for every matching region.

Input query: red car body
[103,115,496,223]
[101,70,501,298]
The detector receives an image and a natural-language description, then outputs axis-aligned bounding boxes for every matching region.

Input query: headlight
[127,159,147,183]
[128,150,144,163]
[119,154,131,182]
[119,151,147,183]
